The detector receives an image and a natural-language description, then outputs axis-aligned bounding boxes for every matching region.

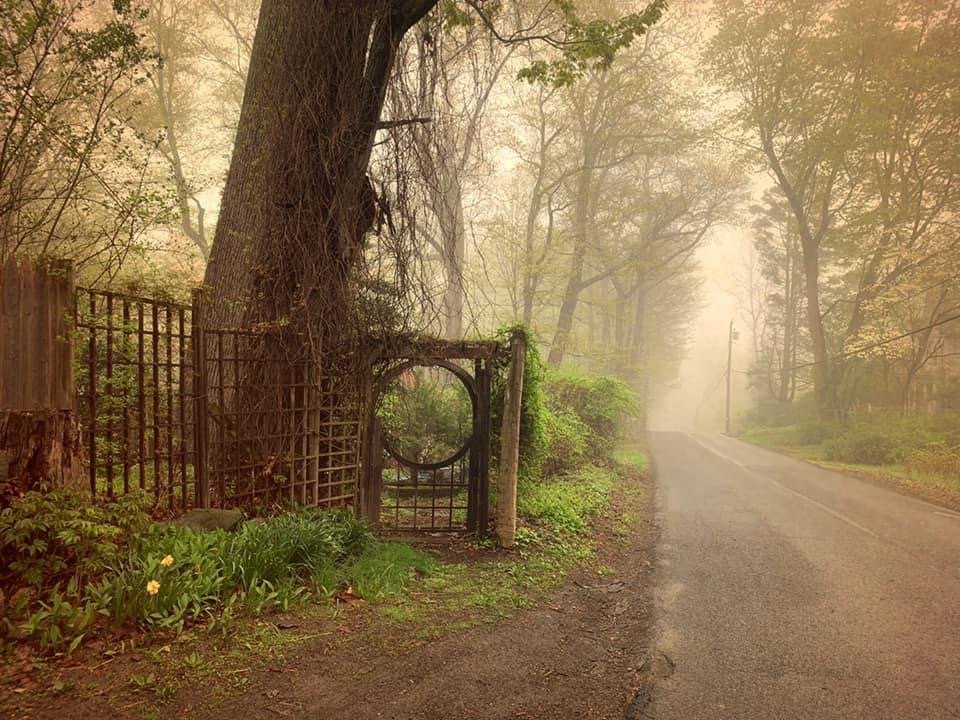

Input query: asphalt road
[646,432,960,720]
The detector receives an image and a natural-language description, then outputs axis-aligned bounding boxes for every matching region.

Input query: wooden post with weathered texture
[0,257,84,501]
[496,329,526,548]
[191,288,210,508]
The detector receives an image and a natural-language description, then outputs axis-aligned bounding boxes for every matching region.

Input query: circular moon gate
[369,358,491,533]
[378,359,477,471]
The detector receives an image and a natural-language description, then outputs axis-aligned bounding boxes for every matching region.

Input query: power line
[740,311,960,377]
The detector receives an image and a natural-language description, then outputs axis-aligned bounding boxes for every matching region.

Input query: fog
[648,227,755,433]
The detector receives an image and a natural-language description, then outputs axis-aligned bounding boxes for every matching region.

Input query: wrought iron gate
[361,344,497,534]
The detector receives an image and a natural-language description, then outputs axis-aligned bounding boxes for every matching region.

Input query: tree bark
[799,238,831,418]
[763,142,834,418]
[203,0,437,333]
[437,169,466,339]
[1,411,84,503]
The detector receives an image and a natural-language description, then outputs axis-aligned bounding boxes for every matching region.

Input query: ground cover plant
[0,492,431,655]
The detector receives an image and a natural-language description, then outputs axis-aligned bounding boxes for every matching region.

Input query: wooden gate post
[475,358,492,536]
[191,289,210,507]
[496,329,526,547]
[359,414,383,525]
[0,257,84,501]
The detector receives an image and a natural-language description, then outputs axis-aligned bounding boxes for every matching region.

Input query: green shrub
[1,495,386,653]
[90,525,234,633]
[0,488,151,591]
[378,367,473,464]
[226,509,370,588]
[824,430,905,465]
[542,408,589,476]
[738,396,817,429]
[94,508,375,633]
[907,443,960,479]
[0,488,151,651]
[542,370,637,463]
[795,421,839,445]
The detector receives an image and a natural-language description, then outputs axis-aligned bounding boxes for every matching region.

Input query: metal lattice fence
[75,288,361,512]
[75,289,197,509]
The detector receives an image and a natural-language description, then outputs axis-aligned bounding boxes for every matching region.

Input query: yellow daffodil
[160,555,174,568]
[146,580,161,595]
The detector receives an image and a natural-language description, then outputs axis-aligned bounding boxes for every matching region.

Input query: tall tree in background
[708,0,960,417]
[745,191,804,403]
[141,0,213,258]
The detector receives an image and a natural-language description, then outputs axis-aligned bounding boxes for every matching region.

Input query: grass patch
[370,459,641,639]
[614,445,649,472]
[347,541,436,601]
[517,465,615,534]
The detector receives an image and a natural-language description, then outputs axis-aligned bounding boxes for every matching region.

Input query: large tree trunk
[0,411,84,502]
[198,1,437,501]
[203,0,437,333]
[764,143,835,419]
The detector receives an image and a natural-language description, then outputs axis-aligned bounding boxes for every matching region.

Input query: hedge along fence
[490,324,639,484]
[1,257,363,513]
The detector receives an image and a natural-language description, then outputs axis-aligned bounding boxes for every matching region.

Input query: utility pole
[725,320,736,435]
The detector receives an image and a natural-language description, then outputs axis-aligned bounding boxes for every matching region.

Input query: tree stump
[0,410,85,503]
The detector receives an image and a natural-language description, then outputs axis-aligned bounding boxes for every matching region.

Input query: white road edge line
[689,434,880,539]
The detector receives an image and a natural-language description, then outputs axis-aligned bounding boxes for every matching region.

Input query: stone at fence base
[0,410,85,504]
[175,508,245,532]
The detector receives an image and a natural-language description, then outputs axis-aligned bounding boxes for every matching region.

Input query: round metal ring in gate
[375,359,478,471]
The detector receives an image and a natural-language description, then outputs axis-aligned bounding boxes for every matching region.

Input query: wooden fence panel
[0,256,74,412]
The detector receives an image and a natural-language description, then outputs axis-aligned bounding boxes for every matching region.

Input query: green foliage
[228,509,370,588]
[379,366,473,464]
[492,328,636,483]
[93,509,375,633]
[908,443,960,479]
[0,0,172,271]
[517,0,669,87]
[542,370,637,463]
[493,324,549,482]
[0,488,150,591]
[824,431,904,466]
[541,408,588,476]
[819,414,960,466]
[0,488,151,651]
[745,411,960,474]
[737,397,818,430]
[1,494,437,654]
[347,542,436,601]
[742,419,839,449]
[517,466,614,534]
